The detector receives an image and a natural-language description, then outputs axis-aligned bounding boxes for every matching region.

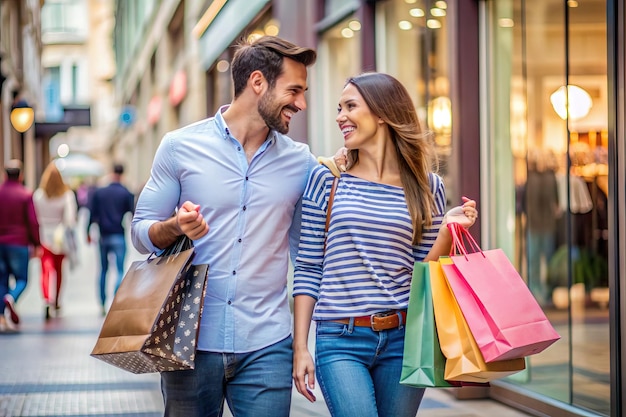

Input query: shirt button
[232,270,236,275]
[228,300,232,305]
[238,147,241,151]
[243,206,247,211]
[238,238,242,243]
[245,176,249,180]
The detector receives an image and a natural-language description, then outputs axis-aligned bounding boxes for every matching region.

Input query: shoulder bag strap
[324,176,339,252]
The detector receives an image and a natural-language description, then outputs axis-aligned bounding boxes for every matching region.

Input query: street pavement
[0,213,530,417]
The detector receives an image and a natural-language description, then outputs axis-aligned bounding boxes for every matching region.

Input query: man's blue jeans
[315,319,425,417]
[160,336,293,417]
[0,244,30,314]
[98,234,126,306]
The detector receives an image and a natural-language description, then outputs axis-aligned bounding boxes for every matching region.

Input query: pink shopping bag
[440,223,560,363]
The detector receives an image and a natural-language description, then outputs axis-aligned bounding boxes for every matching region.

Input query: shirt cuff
[131,219,161,254]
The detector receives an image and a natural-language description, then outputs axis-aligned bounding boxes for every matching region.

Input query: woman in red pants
[33,161,78,319]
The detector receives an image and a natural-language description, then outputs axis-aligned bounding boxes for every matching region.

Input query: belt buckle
[370,311,393,331]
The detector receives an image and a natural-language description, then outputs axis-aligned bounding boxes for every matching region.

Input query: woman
[33,161,78,319]
[292,72,477,417]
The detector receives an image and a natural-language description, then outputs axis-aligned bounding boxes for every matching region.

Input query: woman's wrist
[438,223,451,238]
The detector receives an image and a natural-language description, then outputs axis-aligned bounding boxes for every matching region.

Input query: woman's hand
[443,196,478,229]
[293,347,317,403]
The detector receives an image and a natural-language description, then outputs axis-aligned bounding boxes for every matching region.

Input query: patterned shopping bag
[91,236,209,374]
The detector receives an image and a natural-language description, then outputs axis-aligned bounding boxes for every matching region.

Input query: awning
[198,0,271,70]
[55,154,104,178]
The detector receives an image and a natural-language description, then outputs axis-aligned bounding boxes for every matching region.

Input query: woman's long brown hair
[39,161,70,198]
[344,72,439,244]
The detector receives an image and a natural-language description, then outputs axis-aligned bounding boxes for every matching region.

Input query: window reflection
[488,0,610,414]
[377,0,452,197]
[312,16,362,156]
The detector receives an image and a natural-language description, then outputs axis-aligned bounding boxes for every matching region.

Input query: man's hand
[317,147,348,177]
[177,201,209,240]
[333,147,348,172]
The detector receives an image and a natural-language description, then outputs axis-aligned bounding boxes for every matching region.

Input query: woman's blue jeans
[160,336,293,417]
[315,319,425,417]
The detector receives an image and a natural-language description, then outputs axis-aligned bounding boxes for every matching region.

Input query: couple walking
[131,34,477,417]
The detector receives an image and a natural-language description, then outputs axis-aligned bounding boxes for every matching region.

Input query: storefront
[194,0,622,414]
[481,0,623,415]
[313,0,622,415]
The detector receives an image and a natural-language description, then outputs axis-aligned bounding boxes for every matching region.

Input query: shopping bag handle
[153,234,194,264]
[447,222,484,259]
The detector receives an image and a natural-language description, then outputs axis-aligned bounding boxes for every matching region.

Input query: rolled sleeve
[131,133,181,254]
[131,218,160,254]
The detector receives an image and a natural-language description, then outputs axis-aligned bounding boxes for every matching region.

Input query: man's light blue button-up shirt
[131,107,316,353]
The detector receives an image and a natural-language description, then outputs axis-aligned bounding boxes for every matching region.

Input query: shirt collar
[214,105,277,145]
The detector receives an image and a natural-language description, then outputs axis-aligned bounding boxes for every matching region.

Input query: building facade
[112,1,624,415]
[0,0,43,189]
[37,0,116,186]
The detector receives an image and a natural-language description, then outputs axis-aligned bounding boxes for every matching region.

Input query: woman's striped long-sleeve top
[293,164,446,321]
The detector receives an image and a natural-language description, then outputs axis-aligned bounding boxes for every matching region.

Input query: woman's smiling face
[335,83,383,149]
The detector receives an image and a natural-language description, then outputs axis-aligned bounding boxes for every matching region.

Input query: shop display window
[485,0,609,414]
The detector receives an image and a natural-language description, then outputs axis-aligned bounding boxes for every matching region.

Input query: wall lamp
[10,99,35,133]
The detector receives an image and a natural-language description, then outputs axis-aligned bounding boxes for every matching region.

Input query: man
[131,36,317,416]
[0,160,41,332]
[87,163,135,314]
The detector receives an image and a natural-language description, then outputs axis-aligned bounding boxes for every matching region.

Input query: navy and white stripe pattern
[293,164,446,321]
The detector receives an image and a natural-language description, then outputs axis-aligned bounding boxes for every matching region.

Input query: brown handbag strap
[324,176,339,251]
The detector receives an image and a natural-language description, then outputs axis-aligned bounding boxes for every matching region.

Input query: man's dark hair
[113,163,124,175]
[4,159,22,181]
[231,35,316,98]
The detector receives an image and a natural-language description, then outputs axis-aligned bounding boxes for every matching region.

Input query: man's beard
[258,91,290,134]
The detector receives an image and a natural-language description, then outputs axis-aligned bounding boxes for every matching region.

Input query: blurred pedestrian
[0,160,41,332]
[87,163,134,314]
[292,72,477,417]
[131,35,317,417]
[33,161,78,319]
[524,149,560,306]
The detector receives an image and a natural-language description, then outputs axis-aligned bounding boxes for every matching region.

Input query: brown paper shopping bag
[91,236,208,374]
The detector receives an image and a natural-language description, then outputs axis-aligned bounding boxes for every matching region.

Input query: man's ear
[249,70,266,95]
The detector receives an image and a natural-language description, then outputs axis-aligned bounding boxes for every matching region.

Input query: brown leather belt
[332,310,407,331]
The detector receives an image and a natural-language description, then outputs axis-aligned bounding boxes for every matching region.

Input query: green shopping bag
[400,261,454,388]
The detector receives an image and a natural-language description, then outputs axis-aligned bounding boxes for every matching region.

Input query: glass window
[310,16,362,156]
[206,57,232,116]
[376,0,452,189]
[485,0,609,414]
[41,0,87,37]
[43,66,63,122]
[71,64,78,104]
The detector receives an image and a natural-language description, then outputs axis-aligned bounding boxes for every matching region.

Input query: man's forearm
[148,216,183,250]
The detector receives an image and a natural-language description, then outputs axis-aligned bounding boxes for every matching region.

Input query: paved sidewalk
[0,220,530,417]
